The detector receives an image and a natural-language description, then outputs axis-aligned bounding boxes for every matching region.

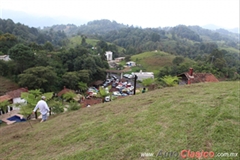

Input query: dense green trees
[9,44,35,73]
[0,33,18,53]
[18,66,58,92]
[172,56,185,65]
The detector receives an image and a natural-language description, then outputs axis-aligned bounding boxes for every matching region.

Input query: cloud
[1,0,239,28]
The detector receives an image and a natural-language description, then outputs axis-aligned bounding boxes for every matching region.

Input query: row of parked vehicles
[103,75,135,102]
[86,75,135,102]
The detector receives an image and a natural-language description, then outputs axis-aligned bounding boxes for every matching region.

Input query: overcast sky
[0,0,239,29]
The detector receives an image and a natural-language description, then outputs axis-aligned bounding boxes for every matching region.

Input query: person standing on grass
[32,96,50,122]
[142,87,146,93]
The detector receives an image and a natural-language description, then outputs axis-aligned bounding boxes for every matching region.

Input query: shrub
[160,75,179,87]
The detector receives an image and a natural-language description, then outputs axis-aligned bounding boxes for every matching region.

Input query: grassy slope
[68,36,125,52]
[219,47,240,55]
[131,51,195,74]
[0,81,239,160]
[0,76,19,96]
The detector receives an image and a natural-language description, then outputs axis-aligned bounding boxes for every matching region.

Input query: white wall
[105,51,113,61]
[13,97,26,104]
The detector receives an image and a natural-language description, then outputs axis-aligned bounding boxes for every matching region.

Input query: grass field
[219,47,240,55]
[131,51,195,74]
[68,36,125,52]
[0,81,239,159]
[0,76,19,96]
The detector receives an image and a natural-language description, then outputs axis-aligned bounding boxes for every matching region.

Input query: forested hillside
[0,18,239,94]
[0,19,67,48]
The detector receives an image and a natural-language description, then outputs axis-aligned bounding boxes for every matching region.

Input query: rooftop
[6,88,28,99]
[0,95,12,103]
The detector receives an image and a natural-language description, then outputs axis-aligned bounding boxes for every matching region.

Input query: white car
[128,74,134,79]
[123,74,130,78]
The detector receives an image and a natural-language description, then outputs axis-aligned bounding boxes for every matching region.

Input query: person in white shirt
[33,96,50,122]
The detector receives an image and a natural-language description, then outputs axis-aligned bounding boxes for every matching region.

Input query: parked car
[112,82,117,88]
[128,74,134,79]
[123,74,130,78]
[112,91,122,96]
[105,79,111,83]
[123,74,134,79]
[103,82,109,87]
[111,75,117,80]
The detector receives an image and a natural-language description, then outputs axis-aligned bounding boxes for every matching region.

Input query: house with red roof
[6,88,28,104]
[178,68,219,85]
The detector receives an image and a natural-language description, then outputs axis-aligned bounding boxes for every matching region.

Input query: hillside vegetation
[131,51,195,74]
[68,36,125,52]
[0,81,239,159]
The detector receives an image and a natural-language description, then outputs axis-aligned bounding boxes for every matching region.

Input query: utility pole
[211,56,214,67]
[134,75,138,95]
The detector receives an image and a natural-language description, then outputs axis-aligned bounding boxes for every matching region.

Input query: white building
[105,51,113,61]
[132,70,154,81]
[0,55,11,61]
[126,61,136,67]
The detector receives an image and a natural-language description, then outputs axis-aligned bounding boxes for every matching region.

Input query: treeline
[0,19,67,47]
[43,19,127,36]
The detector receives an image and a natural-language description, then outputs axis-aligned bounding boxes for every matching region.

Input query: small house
[0,55,11,61]
[178,68,219,85]
[6,88,28,104]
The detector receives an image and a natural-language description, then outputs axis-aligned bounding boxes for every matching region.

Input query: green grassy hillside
[0,81,239,160]
[68,36,125,52]
[131,51,195,74]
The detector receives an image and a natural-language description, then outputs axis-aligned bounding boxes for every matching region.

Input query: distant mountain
[202,24,222,30]
[46,19,128,36]
[202,24,239,34]
[228,28,239,34]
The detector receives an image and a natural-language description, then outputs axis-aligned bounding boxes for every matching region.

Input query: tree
[172,56,184,66]
[81,35,87,46]
[18,66,58,92]
[0,33,18,53]
[125,55,131,62]
[44,41,54,51]
[62,72,80,89]
[62,92,76,102]
[9,44,35,73]
[142,78,155,87]
[78,82,88,94]
[151,33,160,42]
[0,100,10,115]
[98,86,111,103]
[78,70,91,83]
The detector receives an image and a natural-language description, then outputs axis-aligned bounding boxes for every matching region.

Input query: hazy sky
[0,0,239,28]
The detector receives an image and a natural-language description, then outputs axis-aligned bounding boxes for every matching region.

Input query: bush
[50,101,64,114]
[68,102,81,111]
[160,75,179,87]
